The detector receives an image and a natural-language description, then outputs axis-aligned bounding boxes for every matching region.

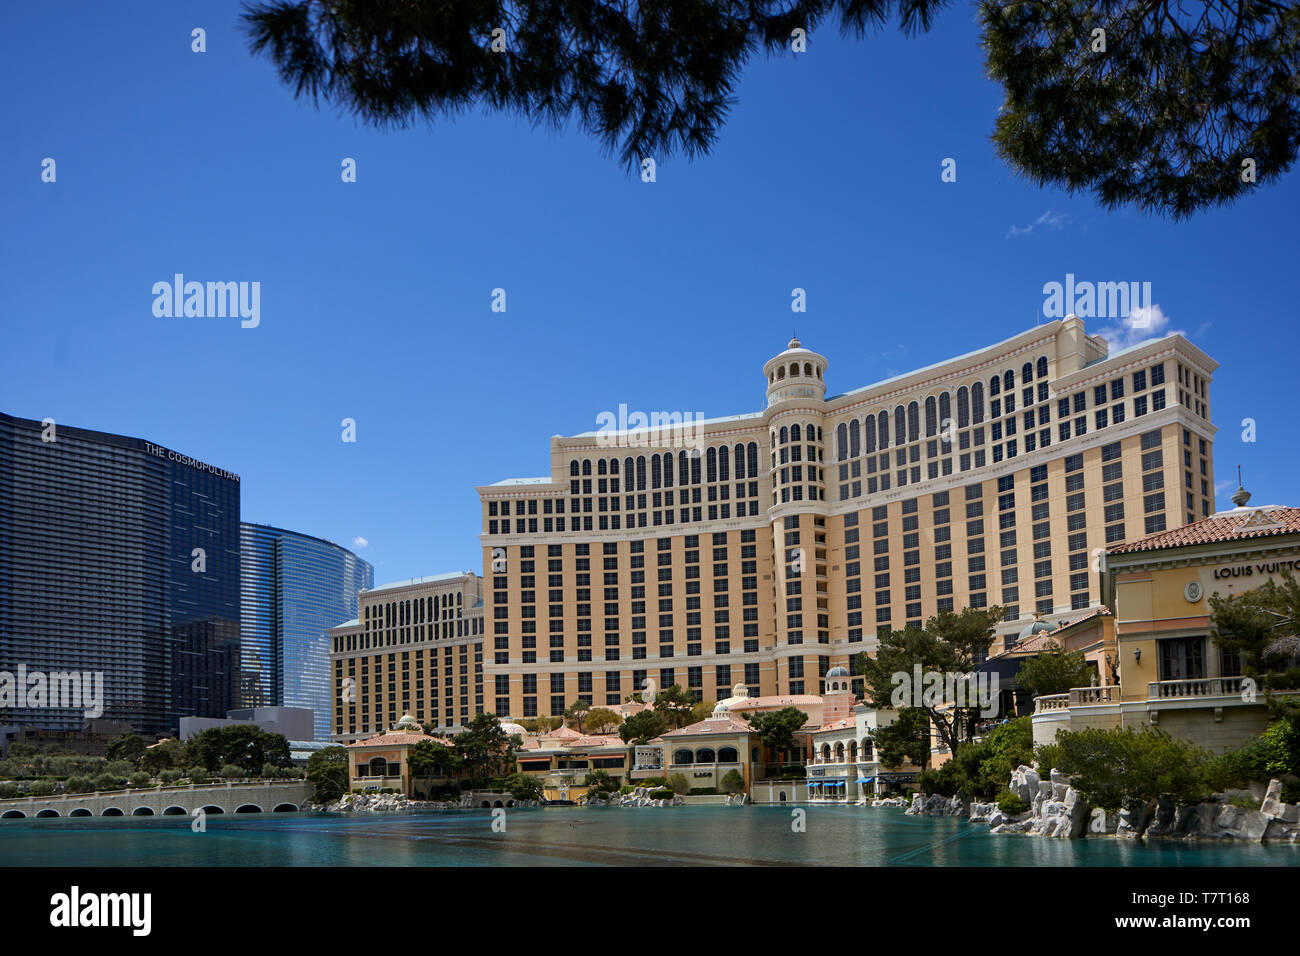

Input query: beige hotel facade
[476,317,1218,721]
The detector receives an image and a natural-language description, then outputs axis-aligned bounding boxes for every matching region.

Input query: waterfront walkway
[0,780,312,818]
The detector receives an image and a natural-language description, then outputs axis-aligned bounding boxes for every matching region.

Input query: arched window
[1004,369,1014,392]
[718,747,738,763]
[989,375,1000,396]
[719,444,730,482]
[663,453,674,487]
[636,456,647,490]
[674,749,694,765]
[789,363,799,378]
[878,410,890,449]
[836,422,848,461]
[651,455,661,489]
[821,743,831,759]
[597,459,607,475]
[777,366,785,380]
[907,402,920,442]
[849,419,860,458]
[780,426,789,444]
[747,442,759,477]
[924,396,937,437]
[864,416,876,454]
[696,748,716,763]
[804,362,812,376]
[1037,356,1048,379]
[624,457,635,488]
[971,381,985,424]
[835,742,845,760]
[957,387,970,428]
[1022,361,1033,383]
[862,738,874,760]
[894,406,906,445]
[791,423,802,442]
[609,458,619,474]
[691,453,701,485]
[939,392,951,434]
[582,459,592,476]
[706,446,718,483]
[734,444,746,479]
[570,460,579,476]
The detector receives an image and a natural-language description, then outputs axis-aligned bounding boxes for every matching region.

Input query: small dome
[394,713,419,730]
[788,334,802,350]
[1018,617,1053,641]
[498,720,529,737]
[712,702,730,717]
[731,681,750,699]
[826,665,849,678]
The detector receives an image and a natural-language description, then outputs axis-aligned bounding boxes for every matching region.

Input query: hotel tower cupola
[764,334,828,408]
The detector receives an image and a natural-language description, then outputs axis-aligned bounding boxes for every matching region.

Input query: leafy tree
[668,773,690,795]
[618,709,668,745]
[407,739,462,796]
[562,698,592,732]
[1210,569,1300,676]
[186,726,291,773]
[65,775,95,794]
[105,733,146,765]
[305,745,349,802]
[690,700,716,724]
[127,771,152,788]
[857,606,1003,756]
[504,772,545,801]
[137,746,173,776]
[584,707,621,735]
[92,772,122,791]
[243,0,1300,217]
[220,764,245,780]
[454,713,512,781]
[27,780,55,796]
[186,766,211,785]
[652,684,696,730]
[719,769,745,794]
[583,769,617,793]
[1052,727,1210,811]
[747,706,810,762]
[1016,641,1096,700]
[872,707,935,770]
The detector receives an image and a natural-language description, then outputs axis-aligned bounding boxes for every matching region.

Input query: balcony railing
[1148,677,1246,700]
[1069,685,1117,705]
[1033,694,1069,713]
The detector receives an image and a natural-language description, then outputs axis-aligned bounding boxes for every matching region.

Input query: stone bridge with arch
[0,780,313,819]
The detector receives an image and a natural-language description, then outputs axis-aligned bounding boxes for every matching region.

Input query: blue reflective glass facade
[239,524,371,739]
[0,412,241,737]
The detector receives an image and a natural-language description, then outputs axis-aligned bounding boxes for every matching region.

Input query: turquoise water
[1,806,1296,866]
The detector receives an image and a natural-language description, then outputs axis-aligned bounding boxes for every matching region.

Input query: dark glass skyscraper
[239,524,372,739]
[0,412,241,736]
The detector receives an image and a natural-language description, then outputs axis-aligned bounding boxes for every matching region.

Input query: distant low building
[178,706,315,742]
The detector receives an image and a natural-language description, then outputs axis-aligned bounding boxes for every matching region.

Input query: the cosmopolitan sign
[142,441,240,482]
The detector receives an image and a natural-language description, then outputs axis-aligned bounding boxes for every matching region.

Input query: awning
[856,776,875,784]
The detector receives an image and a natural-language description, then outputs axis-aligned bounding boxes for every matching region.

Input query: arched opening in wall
[200,805,224,814]
[2,810,27,818]
[132,807,155,816]
[695,748,716,764]
[36,809,60,818]
[718,747,738,763]
[272,803,298,813]
[163,806,188,816]
[235,804,263,814]
[101,808,124,816]
[69,808,92,817]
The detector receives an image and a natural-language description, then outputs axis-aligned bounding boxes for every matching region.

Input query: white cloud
[352,536,369,549]
[1007,209,1071,239]
[1096,304,1185,351]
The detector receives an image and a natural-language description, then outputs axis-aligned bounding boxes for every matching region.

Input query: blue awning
[856,776,875,784]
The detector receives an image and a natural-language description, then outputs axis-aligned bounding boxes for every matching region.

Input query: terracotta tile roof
[564,734,626,750]
[1108,506,1300,555]
[813,716,855,734]
[543,724,583,740]
[662,714,754,737]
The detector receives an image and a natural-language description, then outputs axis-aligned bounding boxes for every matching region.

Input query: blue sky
[2,1,1297,585]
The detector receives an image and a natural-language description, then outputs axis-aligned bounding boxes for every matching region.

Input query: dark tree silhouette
[243,0,1299,217]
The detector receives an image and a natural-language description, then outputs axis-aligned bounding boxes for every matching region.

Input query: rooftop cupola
[763,334,828,407]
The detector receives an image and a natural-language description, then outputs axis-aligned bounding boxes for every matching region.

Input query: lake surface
[1,806,1296,866]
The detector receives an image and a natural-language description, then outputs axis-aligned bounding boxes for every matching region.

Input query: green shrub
[1263,669,1300,692]
[688,787,717,795]
[260,762,280,779]
[0,782,18,799]
[92,772,123,791]
[27,780,56,797]
[996,790,1030,815]
[637,777,667,788]
[1229,795,1261,810]
[65,776,95,794]
[127,771,152,788]
[618,785,635,795]
[648,788,675,800]
[720,769,745,794]
[159,769,182,785]
[187,767,211,785]
[219,764,244,780]
[668,773,690,795]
